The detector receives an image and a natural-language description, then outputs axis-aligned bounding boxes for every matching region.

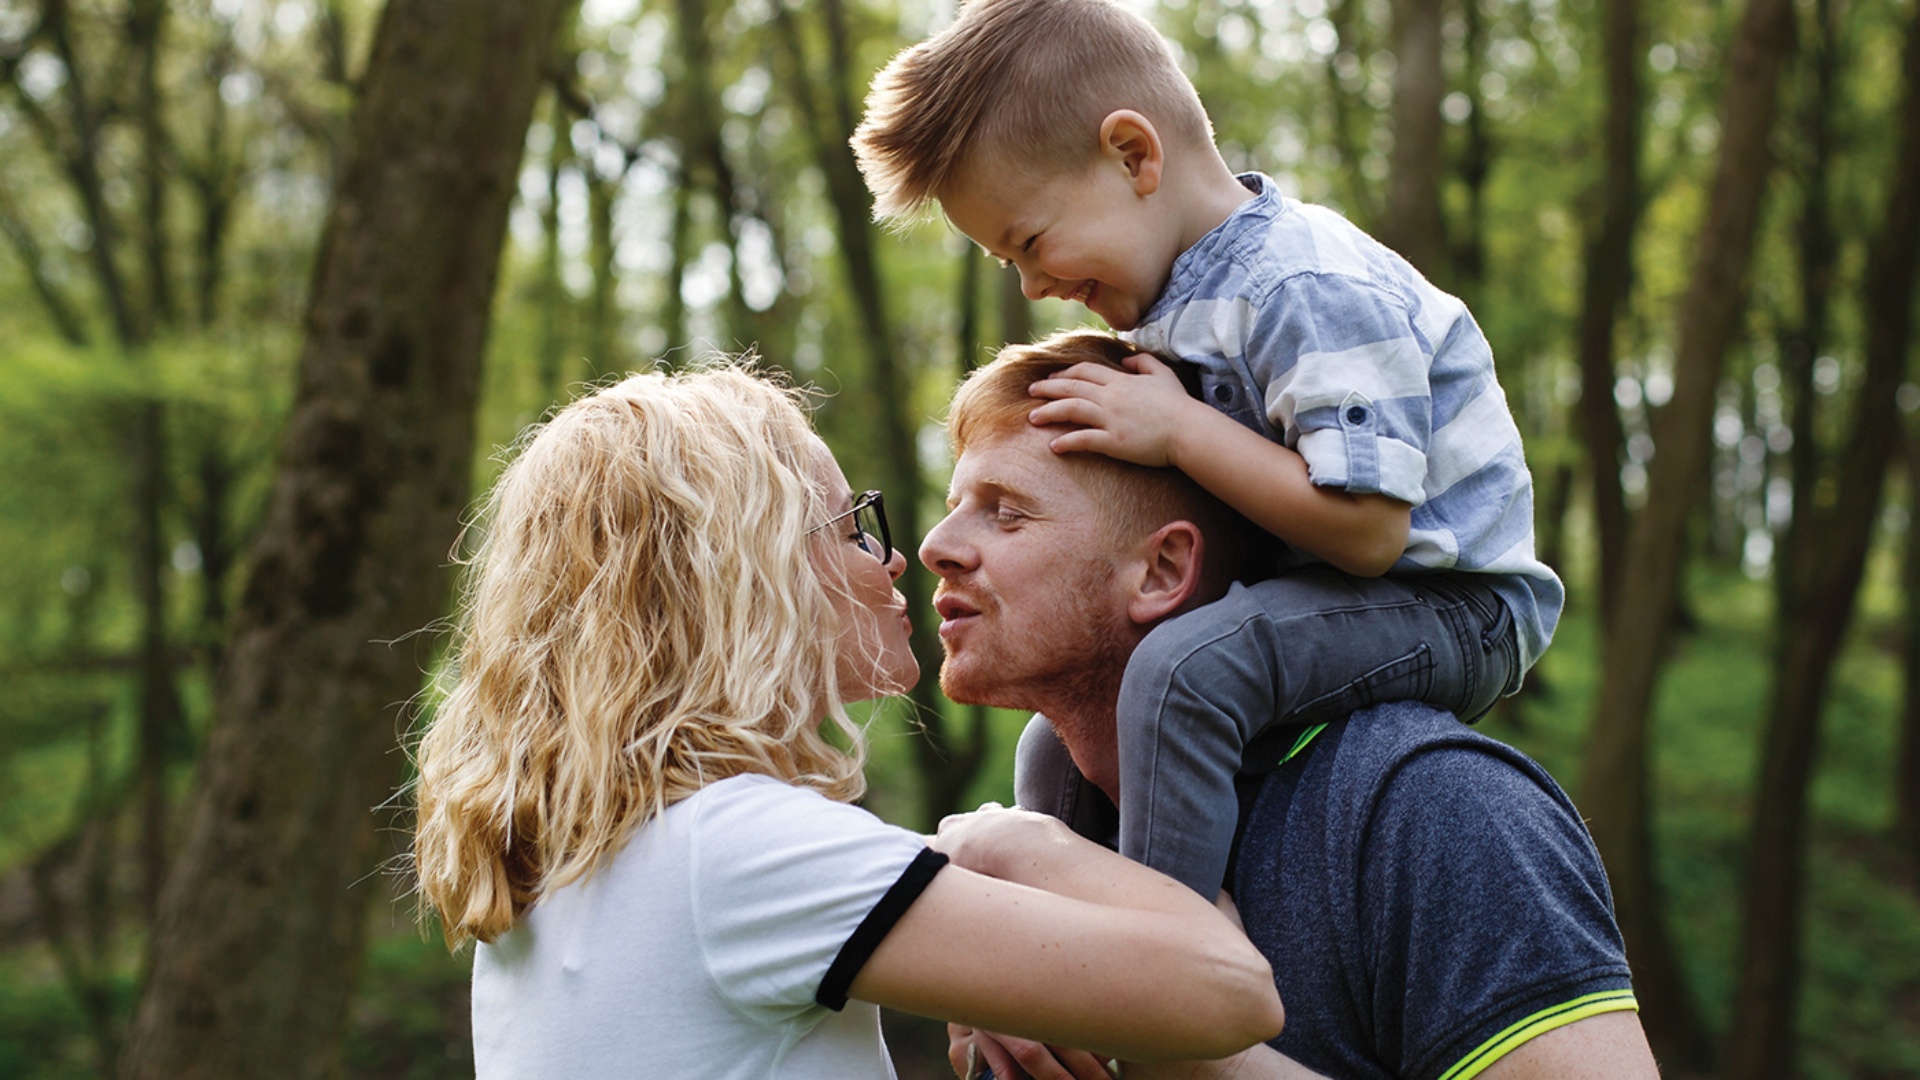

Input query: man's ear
[1100,110,1163,197]
[1127,520,1204,626]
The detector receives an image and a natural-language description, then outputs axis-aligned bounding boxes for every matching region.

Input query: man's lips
[933,594,981,636]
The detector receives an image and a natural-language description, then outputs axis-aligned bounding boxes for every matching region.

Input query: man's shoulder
[1313,700,1547,785]
[1240,701,1588,880]
[1234,705,1632,1080]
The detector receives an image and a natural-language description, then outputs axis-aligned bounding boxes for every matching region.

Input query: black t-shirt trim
[815,847,949,1010]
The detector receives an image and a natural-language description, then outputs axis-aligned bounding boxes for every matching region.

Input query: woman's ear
[1126,521,1203,625]
[1099,110,1164,197]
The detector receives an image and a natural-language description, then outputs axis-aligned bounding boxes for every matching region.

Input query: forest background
[1,0,1917,1077]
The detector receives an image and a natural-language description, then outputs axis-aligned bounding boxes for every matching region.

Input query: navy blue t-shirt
[1231,701,1637,1080]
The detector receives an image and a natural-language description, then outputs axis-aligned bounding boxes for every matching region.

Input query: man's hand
[949,1024,1117,1080]
[1027,355,1205,468]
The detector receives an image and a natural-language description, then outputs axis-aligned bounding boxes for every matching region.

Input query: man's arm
[947,1027,1333,1080]
[1477,1011,1658,1080]
[851,806,1281,1065]
[1348,733,1647,1080]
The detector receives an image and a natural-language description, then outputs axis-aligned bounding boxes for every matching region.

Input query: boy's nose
[1017,265,1052,301]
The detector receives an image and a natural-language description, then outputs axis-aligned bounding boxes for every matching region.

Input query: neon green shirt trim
[1436,989,1640,1080]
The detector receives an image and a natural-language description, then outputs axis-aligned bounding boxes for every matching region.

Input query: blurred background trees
[0,0,1916,1077]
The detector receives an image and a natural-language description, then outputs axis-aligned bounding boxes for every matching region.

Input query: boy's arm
[1028,355,1409,577]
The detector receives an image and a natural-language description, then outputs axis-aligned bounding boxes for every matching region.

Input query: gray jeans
[1014,568,1520,896]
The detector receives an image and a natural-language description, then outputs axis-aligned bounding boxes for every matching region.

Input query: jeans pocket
[1288,643,1436,727]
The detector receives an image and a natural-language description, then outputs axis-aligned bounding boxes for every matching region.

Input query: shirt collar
[1140,172,1285,326]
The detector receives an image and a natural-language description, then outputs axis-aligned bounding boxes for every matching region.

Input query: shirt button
[1213,385,1233,403]
[1346,405,1368,424]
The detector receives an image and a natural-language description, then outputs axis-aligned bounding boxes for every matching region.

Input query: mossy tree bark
[771,0,987,828]
[1574,0,1643,630]
[118,0,573,1075]
[1382,0,1444,277]
[1576,0,1798,1069]
[1723,4,1920,1075]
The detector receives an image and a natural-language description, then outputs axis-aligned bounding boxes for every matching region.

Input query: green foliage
[341,919,476,1080]
[0,946,119,1080]
[3,0,1920,1072]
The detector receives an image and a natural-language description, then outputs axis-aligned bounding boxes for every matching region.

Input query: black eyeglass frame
[810,490,892,565]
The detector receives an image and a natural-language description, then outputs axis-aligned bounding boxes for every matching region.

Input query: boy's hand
[1027,354,1203,467]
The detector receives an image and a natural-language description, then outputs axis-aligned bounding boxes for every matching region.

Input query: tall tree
[7,0,187,931]
[1577,0,1799,1068]
[1382,0,1444,276]
[1574,0,1642,627]
[117,0,573,1074]
[1723,4,1920,1075]
[1901,419,1920,880]
[771,0,986,827]
[1321,0,1381,227]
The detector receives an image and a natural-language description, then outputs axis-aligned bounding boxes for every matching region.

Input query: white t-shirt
[472,773,945,1079]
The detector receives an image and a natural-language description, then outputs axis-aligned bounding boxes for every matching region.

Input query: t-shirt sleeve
[1248,273,1433,507]
[688,777,946,1023]
[1355,746,1637,1080]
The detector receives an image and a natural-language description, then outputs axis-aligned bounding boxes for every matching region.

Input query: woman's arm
[846,807,1284,1065]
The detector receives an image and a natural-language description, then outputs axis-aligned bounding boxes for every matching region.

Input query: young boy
[853,0,1564,898]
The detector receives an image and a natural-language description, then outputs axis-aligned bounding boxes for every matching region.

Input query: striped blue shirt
[1128,173,1562,670]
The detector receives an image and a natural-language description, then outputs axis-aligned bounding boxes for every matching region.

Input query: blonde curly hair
[413,363,868,947]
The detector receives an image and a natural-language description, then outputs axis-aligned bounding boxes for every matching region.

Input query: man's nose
[918,511,973,576]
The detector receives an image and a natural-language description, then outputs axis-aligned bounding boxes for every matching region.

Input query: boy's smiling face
[940,149,1183,332]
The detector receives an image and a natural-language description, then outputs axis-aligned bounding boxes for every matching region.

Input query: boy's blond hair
[853,0,1214,223]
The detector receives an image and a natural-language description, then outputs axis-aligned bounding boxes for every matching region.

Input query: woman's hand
[853,801,1283,1064]
[930,802,1073,879]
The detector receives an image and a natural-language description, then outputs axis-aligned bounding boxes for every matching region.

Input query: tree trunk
[131,0,175,332]
[538,92,571,399]
[38,0,138,346]
[1900,422,1920,878]
[672,0,761,349]
[586,163,625,376]
[128,399,180,922]
[118,0,571,1075]
[1723,9,1920,1075]
[1574,0,1641,627]
[32,0,187,932]
[772,0,985,826]
[1577,0,1797,1070]
[1322,0,1380,227]
[189,31,236,331]
[0,181,92,345]
[1454,0,1490,295]
[1383,0,1444,277]
[663,167,694,362]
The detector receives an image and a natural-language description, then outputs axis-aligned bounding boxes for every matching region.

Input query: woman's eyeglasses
[810,490,892,564]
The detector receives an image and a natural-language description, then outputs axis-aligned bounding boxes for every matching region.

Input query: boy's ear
[1099,110,1164,196]
[1126,520,1204,626]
